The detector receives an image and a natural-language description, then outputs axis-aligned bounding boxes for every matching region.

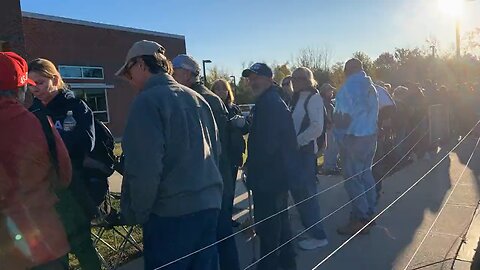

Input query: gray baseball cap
[115,40,166,76]
[171,54,201,75]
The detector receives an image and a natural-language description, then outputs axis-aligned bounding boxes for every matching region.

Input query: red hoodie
[0,97,71,268]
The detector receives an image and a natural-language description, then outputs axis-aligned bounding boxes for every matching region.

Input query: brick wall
[22,16,186,138]
[0,0,26,55]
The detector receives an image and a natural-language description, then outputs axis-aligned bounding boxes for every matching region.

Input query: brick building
[1,0,186,138]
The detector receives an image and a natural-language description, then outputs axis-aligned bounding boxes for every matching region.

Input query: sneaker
[337,219,370,236]
[295,230,308,239]
[298,238,329,250]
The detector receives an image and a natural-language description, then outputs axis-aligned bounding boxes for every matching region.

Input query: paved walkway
[112,137,480,270]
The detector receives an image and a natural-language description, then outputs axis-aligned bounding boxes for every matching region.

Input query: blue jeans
[290,151,327,240]
[338,135,377,220]
[143,209,219,270]
[217,193,240,270]
[253,191,296,270]
[324,129,340,170]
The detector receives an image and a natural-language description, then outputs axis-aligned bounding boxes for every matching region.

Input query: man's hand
[230,115,246,128]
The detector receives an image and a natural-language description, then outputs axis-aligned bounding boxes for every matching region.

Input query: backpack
[31,100,114,219]
[298,91,328,153]
[85,119,116,178]
[83,119,116,207]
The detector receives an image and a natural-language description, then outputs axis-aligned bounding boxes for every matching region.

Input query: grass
[69,197,143,270]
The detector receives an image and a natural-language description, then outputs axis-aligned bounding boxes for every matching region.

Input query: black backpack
[31,101,114,219]
[85,119,116,178]
[82,119,116,208]
[297,91,328,152]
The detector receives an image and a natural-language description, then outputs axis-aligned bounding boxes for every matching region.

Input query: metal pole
[455,19,461,57]
[230,75,236,94]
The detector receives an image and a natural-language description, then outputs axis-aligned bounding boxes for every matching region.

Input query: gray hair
[292,67,318,87]
[0,87,26,103]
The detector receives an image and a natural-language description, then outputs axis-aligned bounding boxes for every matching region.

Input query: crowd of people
[1,39,479,270]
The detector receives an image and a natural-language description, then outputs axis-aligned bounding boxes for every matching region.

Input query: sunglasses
[124,59,139,78]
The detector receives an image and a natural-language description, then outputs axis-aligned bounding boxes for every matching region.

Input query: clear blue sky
[21,0,479,78]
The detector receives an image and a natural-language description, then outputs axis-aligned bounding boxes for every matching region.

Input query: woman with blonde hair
[28,58,101,270]
[210,78,243,270]
[289,67,329,250]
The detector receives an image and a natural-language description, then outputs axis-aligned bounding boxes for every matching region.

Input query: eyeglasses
[125,59,138,78]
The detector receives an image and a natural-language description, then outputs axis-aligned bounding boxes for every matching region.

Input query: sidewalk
[453,205,480,269]
[113,137,480,270]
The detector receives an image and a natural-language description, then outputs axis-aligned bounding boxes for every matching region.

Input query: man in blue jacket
[242,63,298,270]
[333,58,379,235]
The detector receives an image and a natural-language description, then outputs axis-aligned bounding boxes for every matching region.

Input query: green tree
[235,77,254,104]
[330,62,345,88]
[353,51,375,78]
[374,52,397,83]
[273,63,291,84]
[205,65,230,88]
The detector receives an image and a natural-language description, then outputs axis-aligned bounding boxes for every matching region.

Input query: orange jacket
[0,97,72,268]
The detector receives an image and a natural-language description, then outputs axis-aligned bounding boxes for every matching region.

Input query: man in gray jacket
[172,54,239,270]
[116,40,223,270]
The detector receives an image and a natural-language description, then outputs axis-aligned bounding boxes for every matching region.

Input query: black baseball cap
[242,63,273,78]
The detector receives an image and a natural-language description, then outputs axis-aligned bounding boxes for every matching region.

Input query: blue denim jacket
[333,71,379,138]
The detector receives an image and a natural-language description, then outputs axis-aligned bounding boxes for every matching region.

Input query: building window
[72,88,109,123]
[59,65,104,79]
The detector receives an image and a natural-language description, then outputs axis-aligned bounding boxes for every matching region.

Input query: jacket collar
[142,73,176,92]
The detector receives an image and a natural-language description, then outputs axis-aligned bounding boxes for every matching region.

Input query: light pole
[230,75,237,94]
[430,45,437,58]
[202,59,212,85]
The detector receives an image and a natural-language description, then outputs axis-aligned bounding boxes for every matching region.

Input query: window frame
[58,65,105,80]
[72,88,110,123]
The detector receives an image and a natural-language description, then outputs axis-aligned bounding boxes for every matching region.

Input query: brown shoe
[337,219,371,235]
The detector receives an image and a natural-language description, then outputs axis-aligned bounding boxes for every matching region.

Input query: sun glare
[438,0,465,18]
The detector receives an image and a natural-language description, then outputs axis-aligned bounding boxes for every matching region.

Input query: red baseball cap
[0,52,36,91]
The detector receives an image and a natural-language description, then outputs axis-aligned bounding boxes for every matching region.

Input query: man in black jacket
[242,63,298,270]
[172,54,239,270]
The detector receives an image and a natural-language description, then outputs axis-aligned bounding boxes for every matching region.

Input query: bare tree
[294,46,332,72]
[463,27,480,55]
